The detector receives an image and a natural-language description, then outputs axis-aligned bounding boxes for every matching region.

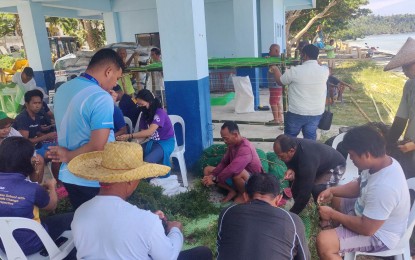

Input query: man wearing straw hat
[69,142,212,259]
[385,37,415,179]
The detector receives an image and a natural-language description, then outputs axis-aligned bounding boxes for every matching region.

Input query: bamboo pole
[369,93,384,123]
[351,97,372,122]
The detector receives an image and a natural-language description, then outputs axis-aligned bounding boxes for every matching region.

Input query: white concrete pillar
[233,0,259,57]
[156,0,212,168]
[260,0,285,55]
[17,1,54,90]
[103,12,121,44]
[233,0,260,108]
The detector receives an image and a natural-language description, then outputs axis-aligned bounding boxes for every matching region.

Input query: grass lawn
[331,60,406,126]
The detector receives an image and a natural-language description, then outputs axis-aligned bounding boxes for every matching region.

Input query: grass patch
[330,60,405,126]
[52,181,222,253]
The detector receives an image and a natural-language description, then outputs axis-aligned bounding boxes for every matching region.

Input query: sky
[365,0,415,15]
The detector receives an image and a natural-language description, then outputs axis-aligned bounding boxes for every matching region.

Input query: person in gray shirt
[217,173,310,260]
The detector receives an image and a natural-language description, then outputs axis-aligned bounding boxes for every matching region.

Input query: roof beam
[42,0,111,12]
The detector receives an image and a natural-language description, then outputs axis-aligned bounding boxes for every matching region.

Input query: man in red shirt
[202,121,263,203]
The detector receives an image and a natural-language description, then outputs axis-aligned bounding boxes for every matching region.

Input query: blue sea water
[346,32,415,54]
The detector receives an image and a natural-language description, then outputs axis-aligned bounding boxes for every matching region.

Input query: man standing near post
[48,49,124,209]
[267,44,283,125]
[270,44,329,140]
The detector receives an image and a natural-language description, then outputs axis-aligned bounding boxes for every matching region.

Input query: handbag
[318,104,333,130]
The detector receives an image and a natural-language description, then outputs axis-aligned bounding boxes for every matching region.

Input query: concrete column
[233,0,260,109]
[17,2,55,91]
[103,12,121,44]
[156,0,212,169]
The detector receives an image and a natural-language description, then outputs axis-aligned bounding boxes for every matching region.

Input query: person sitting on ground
[0,111,45,182]
[202,121,263,203]
[217,173,310,260]
[117,89,175,173]
[327,68,354,104]
[274,134,346,214]
[13,89,57,160]
[316,124,410,259]
[113,84,141,127]
[0,137,74,256]
[267,43,284,125]
[69,141,212,260]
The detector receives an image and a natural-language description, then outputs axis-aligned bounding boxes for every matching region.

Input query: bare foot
[233,194,246,204]
[221,190,237,202]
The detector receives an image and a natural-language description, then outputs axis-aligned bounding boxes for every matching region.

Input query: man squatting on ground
[274,134,346,214]
[202,121,263,203]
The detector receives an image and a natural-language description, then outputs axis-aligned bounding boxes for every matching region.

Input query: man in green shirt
[325,39,336,68]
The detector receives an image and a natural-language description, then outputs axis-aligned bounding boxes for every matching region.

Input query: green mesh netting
[256,148,269,173]
[298,198,320,258]
[266,152,289,189]
[129,57,300,72]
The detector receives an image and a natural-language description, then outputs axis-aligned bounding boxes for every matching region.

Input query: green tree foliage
[0,13,17,37]
[335,14,415,40]
[286,0,370,55]
[46,17,106,50]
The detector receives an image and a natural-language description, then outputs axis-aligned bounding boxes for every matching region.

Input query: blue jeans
[284,111,322,140]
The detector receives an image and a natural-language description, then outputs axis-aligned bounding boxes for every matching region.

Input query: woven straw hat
[384,37,415,71]
[68,142,170,183]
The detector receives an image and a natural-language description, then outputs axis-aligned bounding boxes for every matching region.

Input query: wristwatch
[212,176,218,183]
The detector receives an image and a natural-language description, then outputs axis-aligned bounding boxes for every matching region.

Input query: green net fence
[128,57,301,72]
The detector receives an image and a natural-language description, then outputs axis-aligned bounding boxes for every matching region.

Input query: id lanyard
[80,73,99,85]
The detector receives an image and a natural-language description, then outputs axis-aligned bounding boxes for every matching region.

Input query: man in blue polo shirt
[48,49,124,209]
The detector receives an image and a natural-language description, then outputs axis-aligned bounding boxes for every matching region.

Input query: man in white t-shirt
[271,44,329,140]
[316,124,410,259]
[12,67,49,106]
[12,67,36,93]
[69,142,212,260]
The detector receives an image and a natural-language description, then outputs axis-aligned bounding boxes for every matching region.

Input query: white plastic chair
[169,115,188,187]
[331,133,359,185]
[0,217,74,260]
[133,112,142,133]
[124,116,133,134]
[344,178,415,260]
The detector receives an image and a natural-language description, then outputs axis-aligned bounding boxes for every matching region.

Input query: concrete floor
[211,88,342,153]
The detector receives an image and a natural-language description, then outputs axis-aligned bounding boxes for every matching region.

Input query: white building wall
[117,9,159,42]
[204,0,236,58]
